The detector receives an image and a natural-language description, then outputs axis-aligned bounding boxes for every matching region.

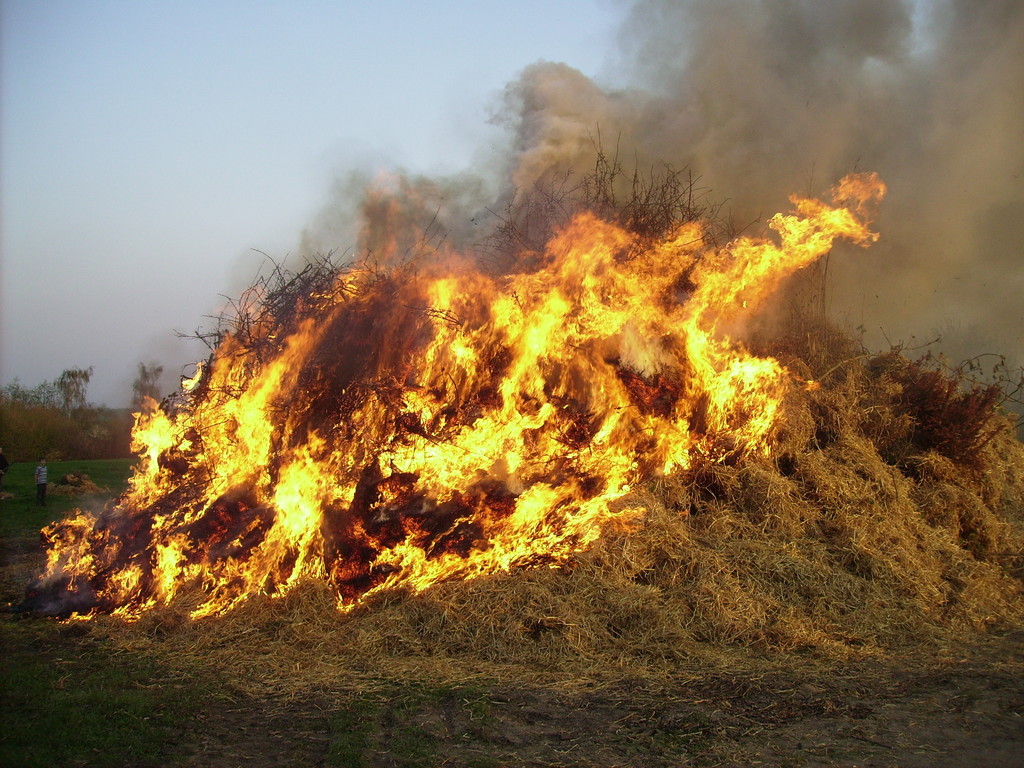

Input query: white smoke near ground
[301,0,1022,396]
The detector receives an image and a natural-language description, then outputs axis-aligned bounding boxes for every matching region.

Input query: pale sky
[5,1,1022,412]
[1,0,623,406]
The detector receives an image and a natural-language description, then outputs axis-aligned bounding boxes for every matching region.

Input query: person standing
[34,457,48,506]
[0,447,9,491]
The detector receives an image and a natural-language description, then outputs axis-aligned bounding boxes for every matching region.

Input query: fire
[25,173,885,619]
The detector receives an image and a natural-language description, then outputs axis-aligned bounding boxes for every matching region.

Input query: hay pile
[77,168,1023,691]
[94,345,1024,694]
[51,473,107,497]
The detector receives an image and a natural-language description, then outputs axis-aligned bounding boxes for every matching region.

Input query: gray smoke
[303,0,1023,382]
[611,0,1023,368]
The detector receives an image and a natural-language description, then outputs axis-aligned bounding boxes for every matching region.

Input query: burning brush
[21,173,885,619]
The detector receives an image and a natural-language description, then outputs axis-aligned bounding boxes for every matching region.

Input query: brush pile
[69,165,1023,692]
[101,337,1022,691]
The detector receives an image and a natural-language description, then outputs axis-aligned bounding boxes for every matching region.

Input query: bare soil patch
[157,631,1023,768]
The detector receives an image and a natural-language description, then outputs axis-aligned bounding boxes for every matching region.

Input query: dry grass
[85,353,1024,698]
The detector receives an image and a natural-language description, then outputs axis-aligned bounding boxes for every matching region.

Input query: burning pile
[24,173,892,620]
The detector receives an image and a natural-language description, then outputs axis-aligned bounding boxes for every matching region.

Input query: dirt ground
[4,519,1022,767]
[166,630,1024,768]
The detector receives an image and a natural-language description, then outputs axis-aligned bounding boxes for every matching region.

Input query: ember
[23,173,885,619]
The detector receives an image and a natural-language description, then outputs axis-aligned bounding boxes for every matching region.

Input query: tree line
[0,363,164,463]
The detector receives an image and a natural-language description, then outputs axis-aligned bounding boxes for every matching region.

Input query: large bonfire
[22,170,1024,669]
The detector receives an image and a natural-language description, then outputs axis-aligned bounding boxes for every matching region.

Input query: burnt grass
[3,467,1024,767]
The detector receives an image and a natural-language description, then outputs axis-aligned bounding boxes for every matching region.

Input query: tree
[1,370,133,461]
[1,378,59,408]
[56,367,93,413]
[131,362,164,410]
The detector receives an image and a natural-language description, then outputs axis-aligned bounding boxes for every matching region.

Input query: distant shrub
[0,380,133,461]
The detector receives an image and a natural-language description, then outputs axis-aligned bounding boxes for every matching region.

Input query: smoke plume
[304,0,1023,377]
[609,0,1023,365]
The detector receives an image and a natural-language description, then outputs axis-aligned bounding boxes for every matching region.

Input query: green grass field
[0,459,202,768]
[0,458,134,540]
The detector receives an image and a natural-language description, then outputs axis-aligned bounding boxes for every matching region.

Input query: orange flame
[27,173,886,619]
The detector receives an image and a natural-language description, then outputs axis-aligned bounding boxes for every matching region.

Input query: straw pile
[52,472,107,497]
[75,168,1024,691]
[93,342,1024,695]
